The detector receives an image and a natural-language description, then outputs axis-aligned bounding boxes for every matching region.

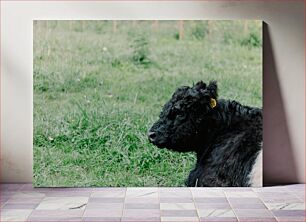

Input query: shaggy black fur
[148,81,262,187]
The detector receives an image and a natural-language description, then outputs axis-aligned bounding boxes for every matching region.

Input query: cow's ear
[193,81,207,91]
[207,81,218,99]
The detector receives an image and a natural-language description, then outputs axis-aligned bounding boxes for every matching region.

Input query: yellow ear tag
[210,98,217,108]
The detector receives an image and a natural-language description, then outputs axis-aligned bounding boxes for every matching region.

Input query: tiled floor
[0,184,305,222]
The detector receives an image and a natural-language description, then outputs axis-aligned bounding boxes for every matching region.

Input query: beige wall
[1,1,305,184]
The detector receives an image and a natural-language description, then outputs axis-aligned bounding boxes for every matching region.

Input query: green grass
[33,20,262,187]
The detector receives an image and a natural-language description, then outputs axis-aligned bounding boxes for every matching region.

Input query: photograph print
[34,20,262,187]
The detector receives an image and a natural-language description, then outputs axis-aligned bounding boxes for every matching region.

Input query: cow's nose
[148,131,156,142]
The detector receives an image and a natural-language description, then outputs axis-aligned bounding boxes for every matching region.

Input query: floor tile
[161,209,198,217]
[225,191,258,198]
[198,209,235,217]
[254,192,289,202]
[1,202,7,208]
[196,202,231,209]
[224,187,253,191]
[256,191,293,197]
[126,188,158,198]
[122,217,161,222]
[1,196,10,205]
[271,209,305,217]
[1,191,15,199]
[83,208,123,217]
[237,218,277,222]
[190,187,223,190]
[39,187,92,191]
[230,202,266,209]
[265,202,305,210]
[257,192,300,203]
[7,197,44,204]
[160,197,194,203]
[93,187,126,191]
[191,188,225,197]
[27,216,83,221]
[1,184,24,191]
[20,183,36,191]
[253,186,290,193]
[0,209,32,221]
[29,209,84,218]
[86,202,123,209]
[83,217,121,222]
[91,188,125,198]
[228,197,262,204]
[234,209,274,218]
[10,191,45,199]
[127,187,158,192]
[122,209,160,217]
[194,197,228,203]
[1,183,305,222]
[2,203,39,209]
[261,198,302,204]
[276,218,306,222]
[161,216,199,222]
[36,196,88,210]
[291,192,305,201]
[125,203,159,209]
[161,188,190,192]
[286,184,305,189]
[159,188,192,198]
[125,197,159,203]
[89,197,125,203]
[160,203,196,210]
[45,191,91,197]
[199,217,238,222]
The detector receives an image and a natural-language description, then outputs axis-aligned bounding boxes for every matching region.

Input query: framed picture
[33,20,262,187]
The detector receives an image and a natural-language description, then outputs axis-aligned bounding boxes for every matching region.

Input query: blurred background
[34,20,262,187]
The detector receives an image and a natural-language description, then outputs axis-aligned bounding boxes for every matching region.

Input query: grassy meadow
[34,20,262,187]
